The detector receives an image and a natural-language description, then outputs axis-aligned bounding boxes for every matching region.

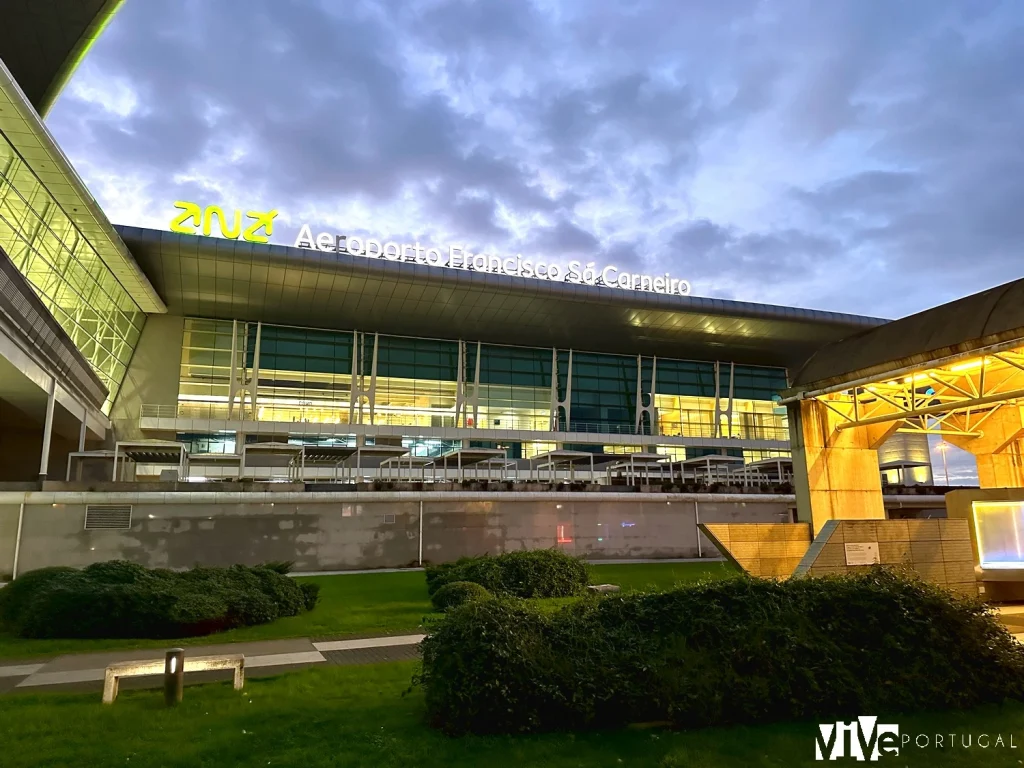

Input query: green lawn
[0,561,736,661]
[0,661,1020,768]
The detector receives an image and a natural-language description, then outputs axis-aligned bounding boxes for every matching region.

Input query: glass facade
[973,501,1024,570]
[176,318,790,453]
[0,131,145,410]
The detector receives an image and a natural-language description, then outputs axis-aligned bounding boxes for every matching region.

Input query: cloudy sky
[48,0,1024,482]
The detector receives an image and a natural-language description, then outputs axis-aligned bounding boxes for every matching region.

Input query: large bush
[418,568,1024,734]
[0,561,321,640]
[431,581,492,611]
[425,549,590,599]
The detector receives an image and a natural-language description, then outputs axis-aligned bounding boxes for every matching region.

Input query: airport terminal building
[112,223,887,473]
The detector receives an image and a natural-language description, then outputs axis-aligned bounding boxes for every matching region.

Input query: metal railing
[141,403,788,442]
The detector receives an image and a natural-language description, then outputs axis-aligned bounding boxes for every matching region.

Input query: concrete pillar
[78,403,88,453]
[945,405,1024,488]
[38,377,56,481]
[789,399,896,534]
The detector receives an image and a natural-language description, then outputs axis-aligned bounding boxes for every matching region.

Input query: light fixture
[950,359,984,372]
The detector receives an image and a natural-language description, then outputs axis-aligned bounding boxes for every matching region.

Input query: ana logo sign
[170,201,278,243]
[816,717,899,761]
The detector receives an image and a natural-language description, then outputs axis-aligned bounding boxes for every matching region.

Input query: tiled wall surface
[794,519,977,596]
[699,522,812,578]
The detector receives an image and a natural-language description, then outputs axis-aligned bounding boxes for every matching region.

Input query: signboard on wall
[164,201,692,298]
[844,542,880,566]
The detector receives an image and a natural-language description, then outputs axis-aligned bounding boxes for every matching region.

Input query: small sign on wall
[844,542,880,566]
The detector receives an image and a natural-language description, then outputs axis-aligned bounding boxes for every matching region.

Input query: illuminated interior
[656,394,788,441]
[176,319,793,457]
[973,501,1024,570]
[0,131,145,410]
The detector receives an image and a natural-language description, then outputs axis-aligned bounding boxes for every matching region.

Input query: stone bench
[102,653,245,704]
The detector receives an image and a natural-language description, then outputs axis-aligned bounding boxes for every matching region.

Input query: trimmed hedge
[0,560,321,640]
[425,550,590,599]
[431,581,492,611]
[418,568,1024,734]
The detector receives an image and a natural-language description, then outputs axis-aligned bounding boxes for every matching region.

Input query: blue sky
[48,0,1024,483]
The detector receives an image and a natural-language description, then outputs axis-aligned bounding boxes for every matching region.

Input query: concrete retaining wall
[0,492,793,574]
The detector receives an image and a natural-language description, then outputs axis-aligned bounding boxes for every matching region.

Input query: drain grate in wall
[383,513,396,524]
[84,505,133,530]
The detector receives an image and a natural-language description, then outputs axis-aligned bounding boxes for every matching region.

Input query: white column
[250,322,263,418]
[38,377,56,480]
[418,499,424,565]
[227,319,239,419]
[367,333,379,425]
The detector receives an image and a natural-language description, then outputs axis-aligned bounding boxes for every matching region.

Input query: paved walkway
[0,633,425,696]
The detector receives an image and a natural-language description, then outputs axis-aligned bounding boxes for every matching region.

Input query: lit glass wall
[176,318,790,446]
[0,131,145,410]
[973,501,1024,570]
[374,336,459,428]
[470,344,551,431]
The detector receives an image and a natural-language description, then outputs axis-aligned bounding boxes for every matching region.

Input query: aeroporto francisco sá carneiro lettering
[293,225,692,297]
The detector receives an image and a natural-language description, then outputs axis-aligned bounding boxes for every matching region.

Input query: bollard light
[164,648,185,706]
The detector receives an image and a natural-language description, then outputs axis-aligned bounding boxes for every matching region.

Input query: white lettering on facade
[293,228,692,296]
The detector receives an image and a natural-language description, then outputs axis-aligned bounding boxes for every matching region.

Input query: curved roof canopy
[0,0,124,117]
[119,225,885,368]
[790,277,1024,393]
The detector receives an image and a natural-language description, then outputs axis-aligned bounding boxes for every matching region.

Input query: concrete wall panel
[0,503,19,577]
[10,495,791,573]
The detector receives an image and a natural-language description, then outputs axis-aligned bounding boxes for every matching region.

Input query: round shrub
[1,560,319,640]
[82,560,150,585]
[298,581,321,611]
[431,581,492,611]
[226,589,279,626]
[425,550,590,599]
[418,567,1024,735]
[168,592,231,635]
[0,566,81,629]
[247,566,305,617]
[426,558,477,595]
[20,582,177,639]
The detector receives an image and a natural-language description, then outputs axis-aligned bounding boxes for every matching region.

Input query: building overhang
[0,0,126,118]
[119,226,884,368]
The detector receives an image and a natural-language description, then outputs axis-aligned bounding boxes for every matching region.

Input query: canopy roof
[119,226,884,368]
[790,277,1024,394]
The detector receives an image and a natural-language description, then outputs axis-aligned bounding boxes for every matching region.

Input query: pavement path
[0,633,425,696]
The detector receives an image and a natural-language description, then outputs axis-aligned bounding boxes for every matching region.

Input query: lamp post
[164,648,185,706]
[936,441,950,486]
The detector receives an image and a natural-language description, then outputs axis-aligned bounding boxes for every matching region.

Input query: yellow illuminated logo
[170,201,278,243]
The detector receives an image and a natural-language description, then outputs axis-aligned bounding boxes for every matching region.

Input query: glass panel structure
[176,318,791,450]
[374,336,459,428]
[470,343,551,431]
[0,132,145,410]
[973,501,1024,570]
